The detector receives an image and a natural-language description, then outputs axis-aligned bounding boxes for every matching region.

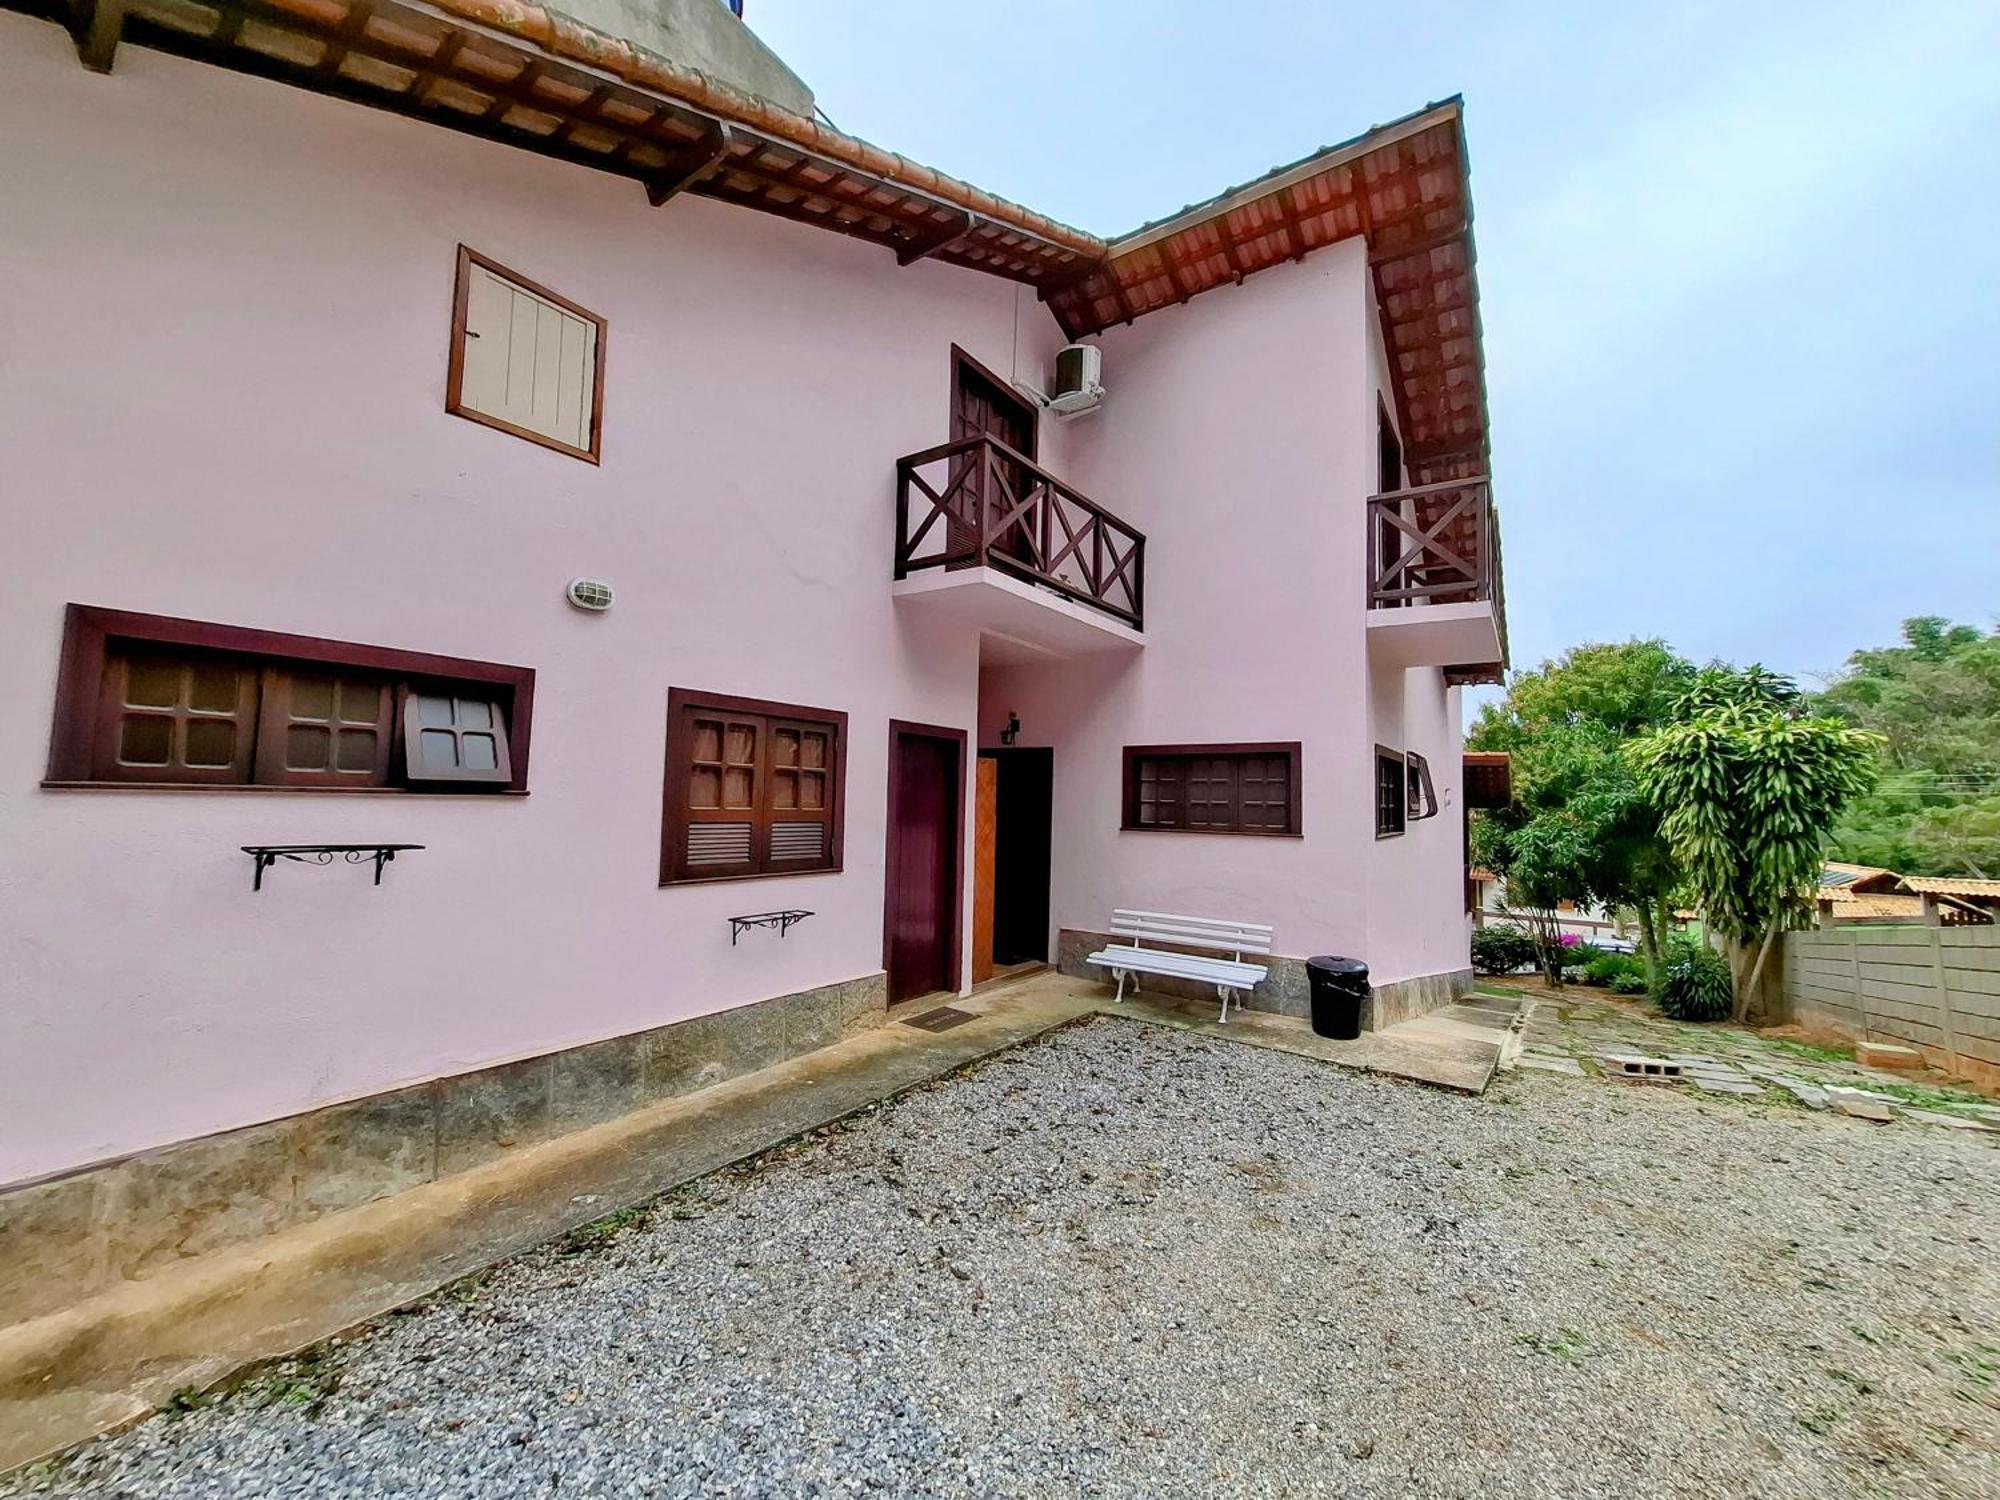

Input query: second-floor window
[447,245,606,463]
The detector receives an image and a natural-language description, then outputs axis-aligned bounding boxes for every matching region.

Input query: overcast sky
[749,0,2000,697]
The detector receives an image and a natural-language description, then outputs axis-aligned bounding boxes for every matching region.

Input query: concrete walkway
[939,967,1507,1095]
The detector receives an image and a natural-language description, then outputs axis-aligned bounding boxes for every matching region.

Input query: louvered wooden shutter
[765,719,834,869]
[682,712,760,878]
[662,694,844,882]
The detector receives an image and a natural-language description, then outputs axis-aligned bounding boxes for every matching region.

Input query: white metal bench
[1086,909,1273,1022]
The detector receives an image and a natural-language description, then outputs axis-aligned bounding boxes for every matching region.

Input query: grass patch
[1861,1080,1991,1113]
[1799,1406,1842,1435]
[557,1202,652,1254]
[1515,1328,1588,1360]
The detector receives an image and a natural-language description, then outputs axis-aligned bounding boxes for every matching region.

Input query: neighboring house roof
[1900,875,2000,900]
[1824,892,1927,922]
[1817,862,1902,898]
[1463,751,1512,810]
[39,0,1490,485]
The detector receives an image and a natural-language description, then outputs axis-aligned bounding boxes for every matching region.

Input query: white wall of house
[0,15,1478,1187]
[0,21,1058,1185]
[976,244,1470,984]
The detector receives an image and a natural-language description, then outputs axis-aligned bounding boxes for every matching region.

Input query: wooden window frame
[1120,742,1303,838]
[44,604,535,793]
[659,688,848,886]
[1375,745,1408,839]
[445,244,608,465]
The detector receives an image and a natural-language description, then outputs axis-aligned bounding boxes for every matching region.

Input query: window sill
[1119,824,1303,839]
[41,781,529,797]
[659,866,843,888]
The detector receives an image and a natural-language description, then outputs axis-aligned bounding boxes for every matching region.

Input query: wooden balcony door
[884,722,966,1003]
[949,346,1037,566]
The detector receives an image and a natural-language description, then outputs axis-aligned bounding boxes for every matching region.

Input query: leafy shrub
[1471,924,1537,975]
[1609,971,1648,996]
[1582,952,1644,988]
[1560,965,1588,986]
[1657,943,1734,1022]
[1569,942,1609,967]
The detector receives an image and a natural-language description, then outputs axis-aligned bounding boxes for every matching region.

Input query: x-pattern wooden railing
[896,435,1146,630]
[1367,477,1495,608]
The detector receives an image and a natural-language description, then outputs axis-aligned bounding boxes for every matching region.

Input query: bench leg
[1217,986,1234,1023]
[1112,970,1128,1004]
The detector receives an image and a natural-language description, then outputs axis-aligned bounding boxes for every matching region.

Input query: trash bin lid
[1306,955,1369,976]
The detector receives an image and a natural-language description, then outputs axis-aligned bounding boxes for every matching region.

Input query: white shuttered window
[448,247,604,462]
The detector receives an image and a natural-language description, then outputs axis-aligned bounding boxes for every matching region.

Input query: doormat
[903,1006,977,1033]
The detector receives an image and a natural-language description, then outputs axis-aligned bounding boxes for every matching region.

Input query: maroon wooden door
[885,725,963,1003]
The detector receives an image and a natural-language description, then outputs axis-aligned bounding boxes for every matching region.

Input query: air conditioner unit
[1047,342,1104,417]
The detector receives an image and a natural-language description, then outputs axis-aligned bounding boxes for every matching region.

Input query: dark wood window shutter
[1405,750,1438,821]
[92,648,258,785]
[661,690,846,884]
[402,690,512,785]
[47,606,534,794]
[258,669,395,787]
[1122,743,1301,837]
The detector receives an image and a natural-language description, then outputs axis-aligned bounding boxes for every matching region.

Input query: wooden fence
[1783,925,2000,1086]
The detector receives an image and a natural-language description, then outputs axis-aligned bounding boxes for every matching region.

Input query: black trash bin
[1307,956,1369,1040]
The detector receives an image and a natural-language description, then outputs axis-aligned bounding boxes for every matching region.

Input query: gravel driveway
[9,1016,1997,1499]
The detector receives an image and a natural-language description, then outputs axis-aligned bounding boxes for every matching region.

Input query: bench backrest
[1109,909,1274,963]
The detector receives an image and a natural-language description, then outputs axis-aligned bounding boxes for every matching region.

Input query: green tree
[1629,667,1881,1021]
[1469,641,1694,986]
[1812,618,2000,877]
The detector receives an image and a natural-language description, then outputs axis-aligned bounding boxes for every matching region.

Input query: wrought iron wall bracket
[729,909,814,945]
[241,844,425,892]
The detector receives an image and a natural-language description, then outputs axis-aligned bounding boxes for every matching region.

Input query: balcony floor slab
[892,566,1143,663]
[1366,600,1502,673]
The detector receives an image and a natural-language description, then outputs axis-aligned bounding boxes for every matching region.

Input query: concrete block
[1599,1053,1685,1081]
[1856,1041,1923,1070]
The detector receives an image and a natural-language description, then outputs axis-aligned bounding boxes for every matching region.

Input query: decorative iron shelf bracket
[729,909,814,945]
[242,844,425,892]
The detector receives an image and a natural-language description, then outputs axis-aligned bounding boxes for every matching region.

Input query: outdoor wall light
[1000,711,1021,745]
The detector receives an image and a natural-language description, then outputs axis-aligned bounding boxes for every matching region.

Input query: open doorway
[973,747,1053,982]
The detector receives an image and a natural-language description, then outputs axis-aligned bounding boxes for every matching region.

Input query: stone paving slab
[1518,1055,1585,1077]
[1689,1076,1767,1096]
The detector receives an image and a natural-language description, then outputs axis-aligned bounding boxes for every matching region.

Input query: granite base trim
[0,973,885,1328]
[1368,967,1475,1029]
[1057,930,1470,1032]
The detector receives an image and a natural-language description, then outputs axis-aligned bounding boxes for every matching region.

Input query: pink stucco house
[0,0,1507,1438]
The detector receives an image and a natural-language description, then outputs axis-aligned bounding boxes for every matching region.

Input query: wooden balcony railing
[896,435,1146,630]
[1367,477,1497,609]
